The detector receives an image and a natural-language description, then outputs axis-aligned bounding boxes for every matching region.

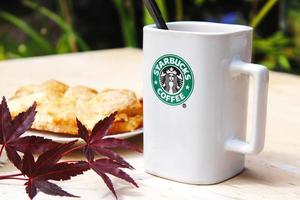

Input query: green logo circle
[151,54,194,106]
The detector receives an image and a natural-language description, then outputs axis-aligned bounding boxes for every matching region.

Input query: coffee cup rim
[144,21,253,36]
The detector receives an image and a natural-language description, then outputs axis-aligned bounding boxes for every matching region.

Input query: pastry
[8,80,143,135]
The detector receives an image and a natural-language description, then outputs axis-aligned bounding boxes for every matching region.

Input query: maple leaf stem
[0,145,5,156]
[2,177,28,181]
[58,160,80,164]
[0,173,23,180]
[61,144,86,156]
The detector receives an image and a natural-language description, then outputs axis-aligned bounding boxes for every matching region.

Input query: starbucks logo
[151,54,194,106]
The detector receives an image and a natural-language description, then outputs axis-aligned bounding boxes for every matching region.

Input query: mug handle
[225,60,269,154]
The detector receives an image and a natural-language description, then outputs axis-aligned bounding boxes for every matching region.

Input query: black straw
[144,0,168,30]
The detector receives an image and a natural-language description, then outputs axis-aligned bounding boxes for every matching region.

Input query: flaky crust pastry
[8,80,143,135]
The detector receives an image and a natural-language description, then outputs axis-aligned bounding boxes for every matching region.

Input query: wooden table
[0,48,299,199]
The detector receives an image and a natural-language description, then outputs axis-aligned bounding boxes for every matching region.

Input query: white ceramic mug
[143,22,269,184]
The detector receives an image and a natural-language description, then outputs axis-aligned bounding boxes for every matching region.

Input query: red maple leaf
[20,141,89,199]
[0,96,140,199]
[89,158,138,198]
[76,113,141,198]
[0,97,59,169]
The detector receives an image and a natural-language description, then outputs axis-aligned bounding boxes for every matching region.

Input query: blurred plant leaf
[6,52,22,59]
[0,10,52,54]
[175,0,183,21]
[254,32,290,54]
[56,35,72,54]
[112,0,138,47]
[58,0,77,52]
[0,46,6,60]
[251,0,278,28]
[260,55,276,70]
[288,7,300,66]
[193,0,206,5]
[254,31,292,71]
[144,0,168,25]
[278,54,291,71]
[22,0,89,51]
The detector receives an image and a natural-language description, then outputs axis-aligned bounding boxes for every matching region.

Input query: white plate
[24,128,143,144]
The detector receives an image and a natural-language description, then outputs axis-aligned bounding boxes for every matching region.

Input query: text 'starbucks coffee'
[151,54,194,106]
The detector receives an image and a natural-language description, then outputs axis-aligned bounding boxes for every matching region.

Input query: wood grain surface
[0,48,299,200]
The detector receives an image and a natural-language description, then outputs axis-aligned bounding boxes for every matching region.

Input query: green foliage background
[0,0,299,74]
